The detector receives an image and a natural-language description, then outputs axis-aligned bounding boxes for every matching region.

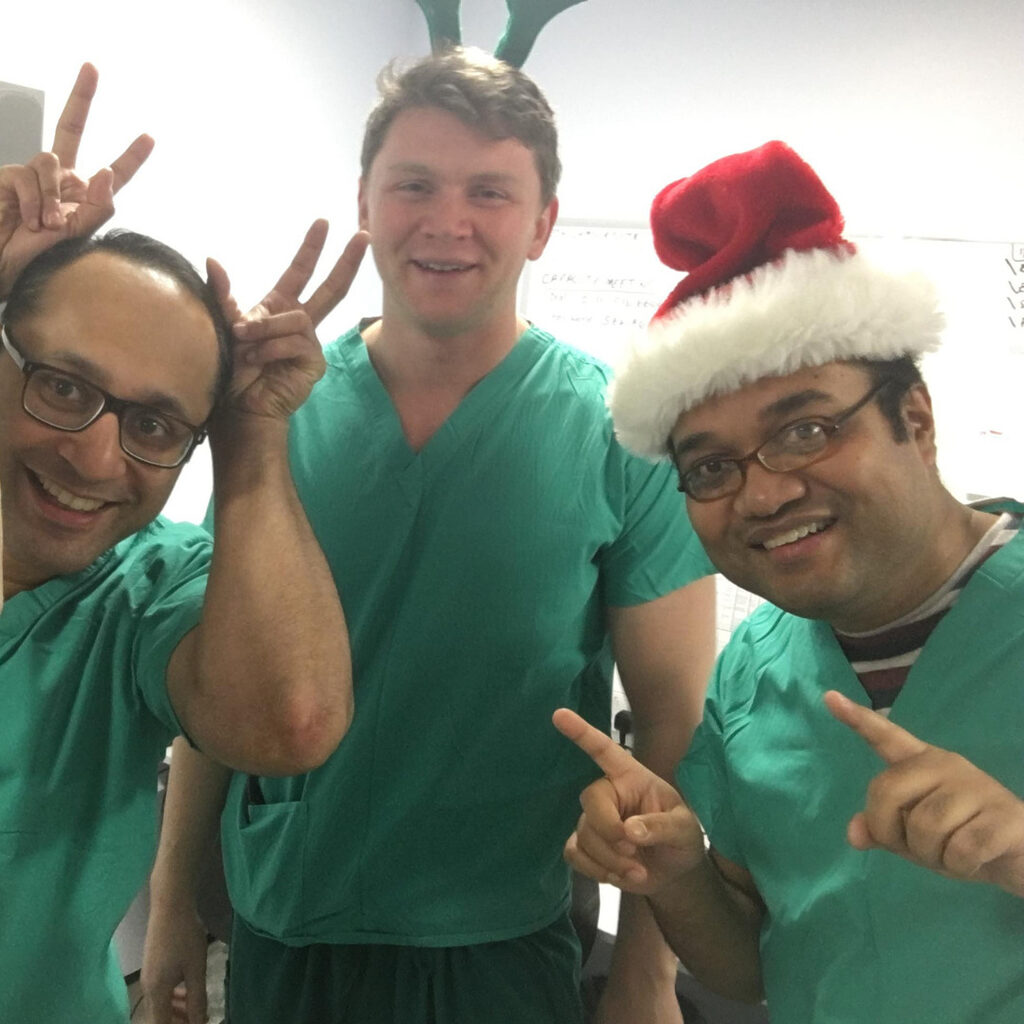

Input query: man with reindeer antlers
[144,6,716,1023]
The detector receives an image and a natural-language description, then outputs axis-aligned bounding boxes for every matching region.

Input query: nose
[421,191,472,240]
[54,410,129,482]
[732,460,807,518]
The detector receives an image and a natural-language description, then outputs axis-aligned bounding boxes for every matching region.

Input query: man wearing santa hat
[556,140,1024,1023]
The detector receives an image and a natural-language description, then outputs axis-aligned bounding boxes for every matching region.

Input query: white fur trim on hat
[608,247,944,460]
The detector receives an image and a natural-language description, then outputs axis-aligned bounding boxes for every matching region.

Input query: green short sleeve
[125,520,212,735]
[602,450,714,607]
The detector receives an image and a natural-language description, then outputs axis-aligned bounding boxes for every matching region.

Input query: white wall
[515,0,1024,240]
[4,0,1021,518]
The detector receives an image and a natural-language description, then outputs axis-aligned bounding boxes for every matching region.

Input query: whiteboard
[523,222,1024,502]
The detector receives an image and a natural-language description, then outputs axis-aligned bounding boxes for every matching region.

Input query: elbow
[264,695,352,775]
[183,658,354,774]
[228,688,352,777]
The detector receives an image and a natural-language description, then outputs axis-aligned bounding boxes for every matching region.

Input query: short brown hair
[360,47,561,205]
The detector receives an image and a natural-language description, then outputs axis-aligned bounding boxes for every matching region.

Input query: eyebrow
[47,350,196,423]
[762,388,834,420]
[671,388,837,460]
[467,172,521,187]
[385,162,522,187]
[384,161,434,177]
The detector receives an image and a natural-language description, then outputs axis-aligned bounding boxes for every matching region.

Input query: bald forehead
[38,250,198,308]
[21,250,221,423]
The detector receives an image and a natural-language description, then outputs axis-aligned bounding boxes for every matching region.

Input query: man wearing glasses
[0,66,356,1023]
[0,323,209,470]
[556,142,1024,1023]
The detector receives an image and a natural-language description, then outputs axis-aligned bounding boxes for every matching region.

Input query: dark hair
[853,355,925,442]
[4,230,233,403]
[361,47,561,205]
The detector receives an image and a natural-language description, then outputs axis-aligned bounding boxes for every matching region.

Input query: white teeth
[36,473,105,512]
[762,521,828,551]
[417,261,469,272]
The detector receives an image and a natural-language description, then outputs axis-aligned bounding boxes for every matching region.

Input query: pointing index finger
[823,690,929,765]
[552,707,636,779]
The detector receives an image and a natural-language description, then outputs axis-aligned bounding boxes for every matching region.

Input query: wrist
[148,862,201,909]
[648,852,719,909]
[209,407,290,450]
[148,885,201,918]
[208,411,292,489]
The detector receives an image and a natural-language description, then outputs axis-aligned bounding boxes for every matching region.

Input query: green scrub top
[221,324,712,947]
[679,500,1024,1024]
[0,519,210,1023]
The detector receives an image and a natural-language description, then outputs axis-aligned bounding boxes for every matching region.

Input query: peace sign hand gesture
[0,63,153,297]
[825,690,1024,897]
[209,220,369,423]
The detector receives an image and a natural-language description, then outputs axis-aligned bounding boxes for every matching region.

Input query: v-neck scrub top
[0,519,211,1023]
[679,499,1024,1024]
[220,324,712,947]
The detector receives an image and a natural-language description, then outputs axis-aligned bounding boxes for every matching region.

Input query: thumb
[624,807,690,847]
[846,810,876,851]
[205,257,235,316]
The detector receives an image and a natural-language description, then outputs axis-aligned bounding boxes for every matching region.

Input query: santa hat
[608,141,944,460]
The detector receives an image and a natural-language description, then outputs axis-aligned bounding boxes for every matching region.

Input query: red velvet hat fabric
[608,141,944,459]
[651,140,850,319]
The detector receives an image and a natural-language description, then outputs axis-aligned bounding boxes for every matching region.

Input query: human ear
[357,179,370,232]
[902,383,937,464]
[527,196,559,261]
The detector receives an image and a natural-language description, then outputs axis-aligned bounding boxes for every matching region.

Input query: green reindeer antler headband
[414,0,588,67]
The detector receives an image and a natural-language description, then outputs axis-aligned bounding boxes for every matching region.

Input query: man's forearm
[632,673,761,1005]
[604,890,681,991]
[601,733,689,1009]
[647,855,764,1004]
[601,603,715,1018]
[175,415,352,774]
[149,738,232,909]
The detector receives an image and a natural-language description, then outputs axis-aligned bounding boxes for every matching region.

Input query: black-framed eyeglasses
[1,324,207,469]
[673,379,894,502]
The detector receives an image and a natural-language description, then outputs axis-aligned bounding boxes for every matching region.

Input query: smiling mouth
[33,471,108,513]
[759,519,833,551]
[411,259,476,273]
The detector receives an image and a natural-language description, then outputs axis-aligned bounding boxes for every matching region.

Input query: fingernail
[627,820,649,840]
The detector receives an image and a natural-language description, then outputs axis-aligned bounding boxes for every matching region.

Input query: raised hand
[207,221,369,422]
[825,690,1024,896]
[552,708,707,896]
[0,63,153,296]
